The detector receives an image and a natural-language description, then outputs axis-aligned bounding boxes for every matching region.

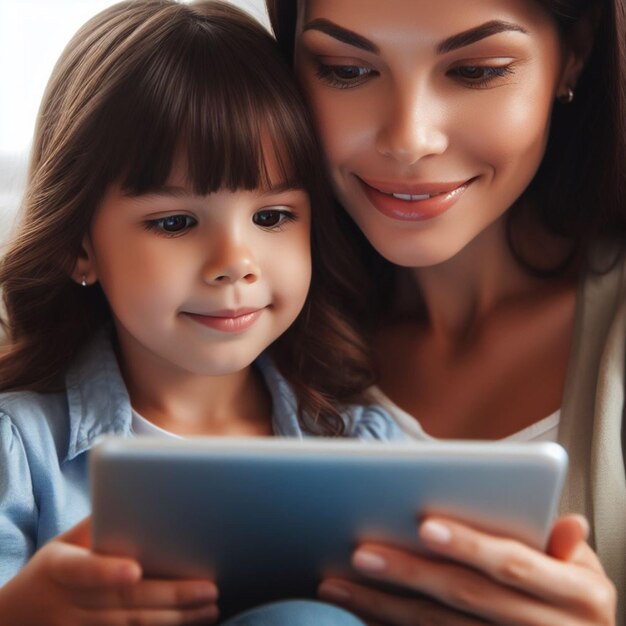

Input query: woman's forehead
[298,0,554,39]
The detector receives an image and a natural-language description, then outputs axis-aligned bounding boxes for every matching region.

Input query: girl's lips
[357,176,474,221]
[184,309,264,333]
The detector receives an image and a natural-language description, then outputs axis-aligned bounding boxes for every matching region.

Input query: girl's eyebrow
[301,18,528,56]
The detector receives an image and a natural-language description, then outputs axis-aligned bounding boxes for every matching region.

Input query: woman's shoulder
[578,241,626,328]
[583,240,626,285]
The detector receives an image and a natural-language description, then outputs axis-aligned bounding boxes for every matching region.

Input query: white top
[131,408,183,439]
[369,387,560,442]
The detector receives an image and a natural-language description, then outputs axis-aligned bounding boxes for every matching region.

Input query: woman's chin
[363,230,467,269]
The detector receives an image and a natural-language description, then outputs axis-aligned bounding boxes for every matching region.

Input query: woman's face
[294,0,574,267]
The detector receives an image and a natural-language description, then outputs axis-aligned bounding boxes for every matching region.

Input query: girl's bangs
[106,18,314,196]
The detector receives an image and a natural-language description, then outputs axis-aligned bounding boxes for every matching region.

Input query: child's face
[294,0,580,267]
[81,162,311,378]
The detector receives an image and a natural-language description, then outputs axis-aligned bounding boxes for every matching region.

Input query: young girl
[267,0,624,623]
[0,1,401,623]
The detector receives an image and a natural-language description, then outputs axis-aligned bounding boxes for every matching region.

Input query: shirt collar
[63,333,310,461]
[64,329,133,461]
[256,354,309,438]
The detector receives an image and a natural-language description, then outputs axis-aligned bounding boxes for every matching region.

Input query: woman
[266,0,625,624]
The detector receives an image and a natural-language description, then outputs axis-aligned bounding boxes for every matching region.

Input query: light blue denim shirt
[0,330,403,585]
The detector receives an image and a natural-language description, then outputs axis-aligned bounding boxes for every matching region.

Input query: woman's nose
[375,82,448,164]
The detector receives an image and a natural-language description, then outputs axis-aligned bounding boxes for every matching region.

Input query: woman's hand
[318,514,617,625]
[0,517,219,626]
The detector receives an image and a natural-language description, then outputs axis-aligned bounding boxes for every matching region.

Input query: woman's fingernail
[196,582,219,601]
[574,514,590,539]
[420,520,452,545]
[119,562,142,583]
[352,549,388,572]
[318,581,352,603]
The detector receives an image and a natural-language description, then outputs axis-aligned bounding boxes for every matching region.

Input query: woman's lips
[184,309,264,333]
[357,176,474,221]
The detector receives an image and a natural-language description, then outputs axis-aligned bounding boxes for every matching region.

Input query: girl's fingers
[56,516,93,548]
[86,603,219,626]
[77,578,218,610]
[319,578,489,626]
[45,542,142,588]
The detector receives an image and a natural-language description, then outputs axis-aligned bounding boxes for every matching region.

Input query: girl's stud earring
[558,87,575,104]
[81,276,87,287]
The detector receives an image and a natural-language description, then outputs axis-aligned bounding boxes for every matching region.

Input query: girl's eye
[450,65,514,87]
[315,63,376,89]
[144,214,197,236]
[252,209,296,229]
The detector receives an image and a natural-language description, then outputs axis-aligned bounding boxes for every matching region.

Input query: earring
[558,87,574,104]
[80,275,87,287]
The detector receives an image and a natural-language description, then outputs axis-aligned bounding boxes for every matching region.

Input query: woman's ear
[557,4,601,99]
[70,235,98,287]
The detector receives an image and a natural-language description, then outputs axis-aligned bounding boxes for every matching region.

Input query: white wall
[0,0,270,243]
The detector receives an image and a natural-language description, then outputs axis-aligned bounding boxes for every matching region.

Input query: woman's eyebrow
[436,20,529,54]
[301,18,527,56]
[302,19,379,53]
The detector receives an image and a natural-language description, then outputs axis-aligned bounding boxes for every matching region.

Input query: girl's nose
[203,239,261,286]
[375,83,448,164]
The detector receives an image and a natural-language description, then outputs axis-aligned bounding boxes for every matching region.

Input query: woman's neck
[407,214,575,341]
[374,214,579,439]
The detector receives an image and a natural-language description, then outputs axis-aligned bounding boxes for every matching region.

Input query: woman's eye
[253,209,296,229]
[315,63,375,88]
[144,214,197,236]
[450,65,514,86]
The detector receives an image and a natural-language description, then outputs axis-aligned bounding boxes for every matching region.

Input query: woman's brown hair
[266,0,626,313]
[0,0,375,434]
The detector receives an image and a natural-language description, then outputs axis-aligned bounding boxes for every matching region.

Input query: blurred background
[0,0,270,242]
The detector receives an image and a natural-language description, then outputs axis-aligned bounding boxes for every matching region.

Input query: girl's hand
[318,514,617,625]
[0,517,219,626]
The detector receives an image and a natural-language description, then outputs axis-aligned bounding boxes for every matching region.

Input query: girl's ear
[71,235,98,287]
[557,5,601,100]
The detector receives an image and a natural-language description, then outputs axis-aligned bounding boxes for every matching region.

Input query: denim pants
[221,600,366,625]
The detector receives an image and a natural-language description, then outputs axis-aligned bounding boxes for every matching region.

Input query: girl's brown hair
[0,0,374,434]
[266,0,626,314]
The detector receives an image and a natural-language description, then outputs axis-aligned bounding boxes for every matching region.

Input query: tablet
[90,437,567,616]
